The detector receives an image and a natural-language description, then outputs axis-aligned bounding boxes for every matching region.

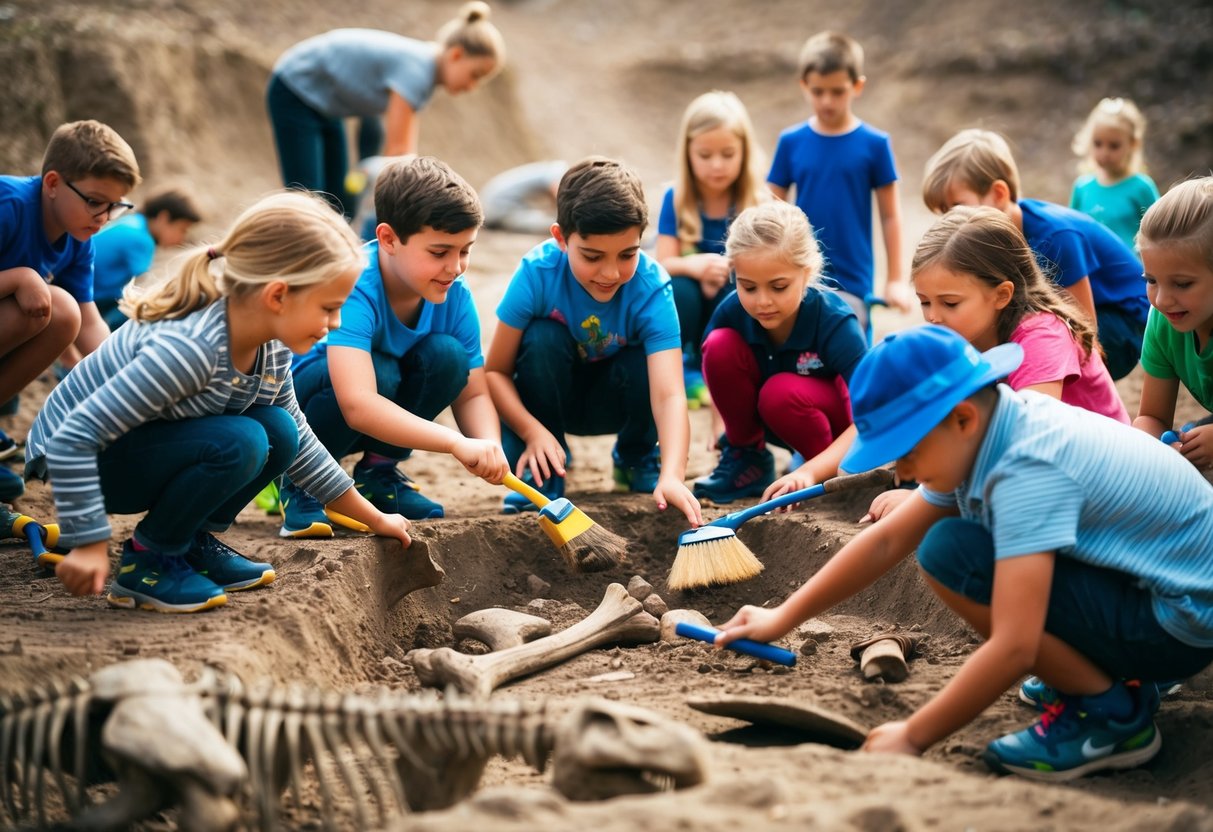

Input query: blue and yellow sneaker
[502,469,565,514]
[985,682,1160,781]
[354,462,444,520]
[279,481,334,539]
[611,444,662,493]
[1019,675,1179,711]
[107,540,227,613]
[0,466,23,503]
[692,437,774,503]
[186,532,275,591]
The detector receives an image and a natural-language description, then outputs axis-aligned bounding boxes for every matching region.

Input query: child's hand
[15,273,52,318]
[654,475,703,527]
[715,603,789,646]
[367,512,412,548]
[883,281,914,314]
[761,469,817,510]
[860,489,913,524]
[1178,424,1213,469]
[699,255,731,299]
[862,721,922,755]
[453,437,510,484]
[517,429,567,487]
[55,540,111,596]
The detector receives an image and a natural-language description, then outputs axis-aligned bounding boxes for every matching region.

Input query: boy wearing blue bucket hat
[717,324,1213,781]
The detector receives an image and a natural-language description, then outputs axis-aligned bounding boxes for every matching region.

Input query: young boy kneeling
[718,324,1213,781]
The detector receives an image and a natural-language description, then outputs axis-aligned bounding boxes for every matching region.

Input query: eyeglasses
[63,180,135,220]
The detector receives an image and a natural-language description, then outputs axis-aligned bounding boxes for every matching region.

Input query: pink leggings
[701,327,853,458]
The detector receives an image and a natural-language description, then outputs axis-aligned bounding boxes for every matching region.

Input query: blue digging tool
[675,621,797,666]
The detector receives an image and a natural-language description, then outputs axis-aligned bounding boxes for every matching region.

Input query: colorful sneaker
[984,683,1161,781]
[186,532,275,591]
[612,444,662,493]
[1019,676,1178,711]
[354,463,444,519]
[692,437,775,503]
[279,481,334,539]
[502,469,565,514]
[684,368,710,410]
[0,428,19,461]
[107,540,227,613]
[0,466,23,502]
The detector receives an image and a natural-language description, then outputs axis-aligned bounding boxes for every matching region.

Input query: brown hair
[798,31,864,83]
[922,129,1020,214]
[374,155,482,241]
[41,120,141,189]
[913,206,1099,361]
[556,156,647,238]
[143,186,202,224]
[436,1,505,64]
[1138,177,1213,271]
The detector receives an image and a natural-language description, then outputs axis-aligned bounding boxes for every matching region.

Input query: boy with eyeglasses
[0,120,140,503]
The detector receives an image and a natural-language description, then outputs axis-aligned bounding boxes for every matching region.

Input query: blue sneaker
[503,469,565,514]
[186,532,275,591]
[107,540,227,613]
[684,368,709,410]
[692,437,774,503]
[0,466,23,502]
[279,481,334,539]
[354,463,444,519]
[1019,676,1179,711]
[0,395,17,417]
[612,444,662,493]
[985,683,1161,781]
[0,428,19,461]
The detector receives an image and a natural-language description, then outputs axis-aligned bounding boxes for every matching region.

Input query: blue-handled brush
[674,621,797,666]
[667,468,894,590]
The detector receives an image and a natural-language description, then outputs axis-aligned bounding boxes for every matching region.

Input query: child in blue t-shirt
[718,324,1213,783]
[486,157,703,527]
[0,120,141,504]
[279,156,508,536]
[923,128,1149,381]
[767,31,912,333]
[693,202,866,504]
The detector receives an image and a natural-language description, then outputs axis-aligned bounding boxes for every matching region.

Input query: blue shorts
[917,518,1213,682]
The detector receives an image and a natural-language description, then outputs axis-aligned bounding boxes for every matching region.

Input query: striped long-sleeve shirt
[24,299,352,548]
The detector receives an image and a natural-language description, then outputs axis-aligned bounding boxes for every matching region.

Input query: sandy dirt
[3,1,1213,830]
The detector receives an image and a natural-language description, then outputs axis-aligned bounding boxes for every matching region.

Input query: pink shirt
[1007,312,1129,423]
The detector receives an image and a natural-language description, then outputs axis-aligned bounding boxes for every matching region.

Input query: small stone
[449,597,461,604]
[626,575,654,601]
[697,663,712,673]
[526,574,551,598]
[313,587,325,599]
[799,618,835,642]
[324,560,342,573]
[859,686,882,707]
[609,656,624,669]
[641,594,669,618]
[771,665,791,675]
[799,639,818,656]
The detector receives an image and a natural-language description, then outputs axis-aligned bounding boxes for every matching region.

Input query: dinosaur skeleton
[0,659,707,832]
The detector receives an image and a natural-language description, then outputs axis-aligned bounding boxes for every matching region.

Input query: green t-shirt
[1140,306,1213,411]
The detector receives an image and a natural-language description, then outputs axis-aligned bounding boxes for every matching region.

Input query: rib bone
[412,583,660,697]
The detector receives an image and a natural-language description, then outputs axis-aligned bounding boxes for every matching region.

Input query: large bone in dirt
[453,609,552,651]
[412,583,660,697]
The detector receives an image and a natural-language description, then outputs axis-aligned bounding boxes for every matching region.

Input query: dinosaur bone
[454,609,552,651]
[849,633,922,683]
[411,583,660,697]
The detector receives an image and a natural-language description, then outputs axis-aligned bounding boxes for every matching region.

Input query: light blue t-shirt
[920,386,1213,647]
[91,212,155,302]
[767,121,898,298]
[0,175,95,303]
[656,186,731,256]
[496,238,681,362]
[1069,172,1159,252]
[296,241,483,371]
[273,29,438,119]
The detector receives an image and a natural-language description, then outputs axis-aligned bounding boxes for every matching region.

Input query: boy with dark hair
[279,155,508,536]
[485,156,703,526]
[0,119,140,501]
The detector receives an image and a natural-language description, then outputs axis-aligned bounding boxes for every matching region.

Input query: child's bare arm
[449,367,509,483]
[73,302,111,358]
[762,424,857,505]
[655,235,729,287]
[1132,372,1179,438]
[875,182,911,312]
[484,321,566,483]
[1062,277,1098,324]
[382,91,419,156]
[0,266,51,317]
[55,539,111,596]
[647,347,702,525]
[324,486,412,548]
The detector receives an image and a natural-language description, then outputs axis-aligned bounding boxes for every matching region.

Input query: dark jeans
[1096,304,1146,381]
[917,517,1213,682]
[293,334,469,461]
[96,298,127,331]
[671,277,729,363]
[266,74,351,217]
[504,318,656,465]
[98,405,299,555]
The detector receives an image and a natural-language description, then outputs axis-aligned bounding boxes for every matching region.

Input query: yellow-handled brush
[503,473,627,573]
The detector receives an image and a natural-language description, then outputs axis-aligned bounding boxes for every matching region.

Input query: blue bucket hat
[841,325,1023,473]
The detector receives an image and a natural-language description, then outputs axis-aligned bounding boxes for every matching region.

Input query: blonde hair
[1072,97,1148,176]
[922,129,1020,214]
[913,206,1099,362]
[436,1,505,65]
[726,201,823,289]
[671,91,766,254]
[123,191,365,323]
[41,120,141,189]
[1138,177,1213,272]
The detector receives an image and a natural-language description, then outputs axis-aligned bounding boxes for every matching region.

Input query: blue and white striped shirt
[25,299,352,548]
[921,386,1213,647]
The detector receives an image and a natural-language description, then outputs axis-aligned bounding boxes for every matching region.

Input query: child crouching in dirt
[717,324,1213,782]
[24,191,412,613]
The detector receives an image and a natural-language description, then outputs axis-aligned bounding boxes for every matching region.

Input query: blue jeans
[266,74,351,217]
[293,334,469,461]
[917,517,1213,682]
[98,406,299,555]
[1095,304,1146,381]
[671,277,729,362]
[504,319,656,465]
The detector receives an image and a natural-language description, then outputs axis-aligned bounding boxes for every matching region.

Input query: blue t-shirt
[91,212,155,302]
[1019,198,1148,325]
[496,239,681,362]
[0,175,94,303]
[703,287,867,384]
[657,186,731,256]
[273,29,438,119]
[920,386,1213,647]
[767,121,897,298]
[296,241,483,371]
